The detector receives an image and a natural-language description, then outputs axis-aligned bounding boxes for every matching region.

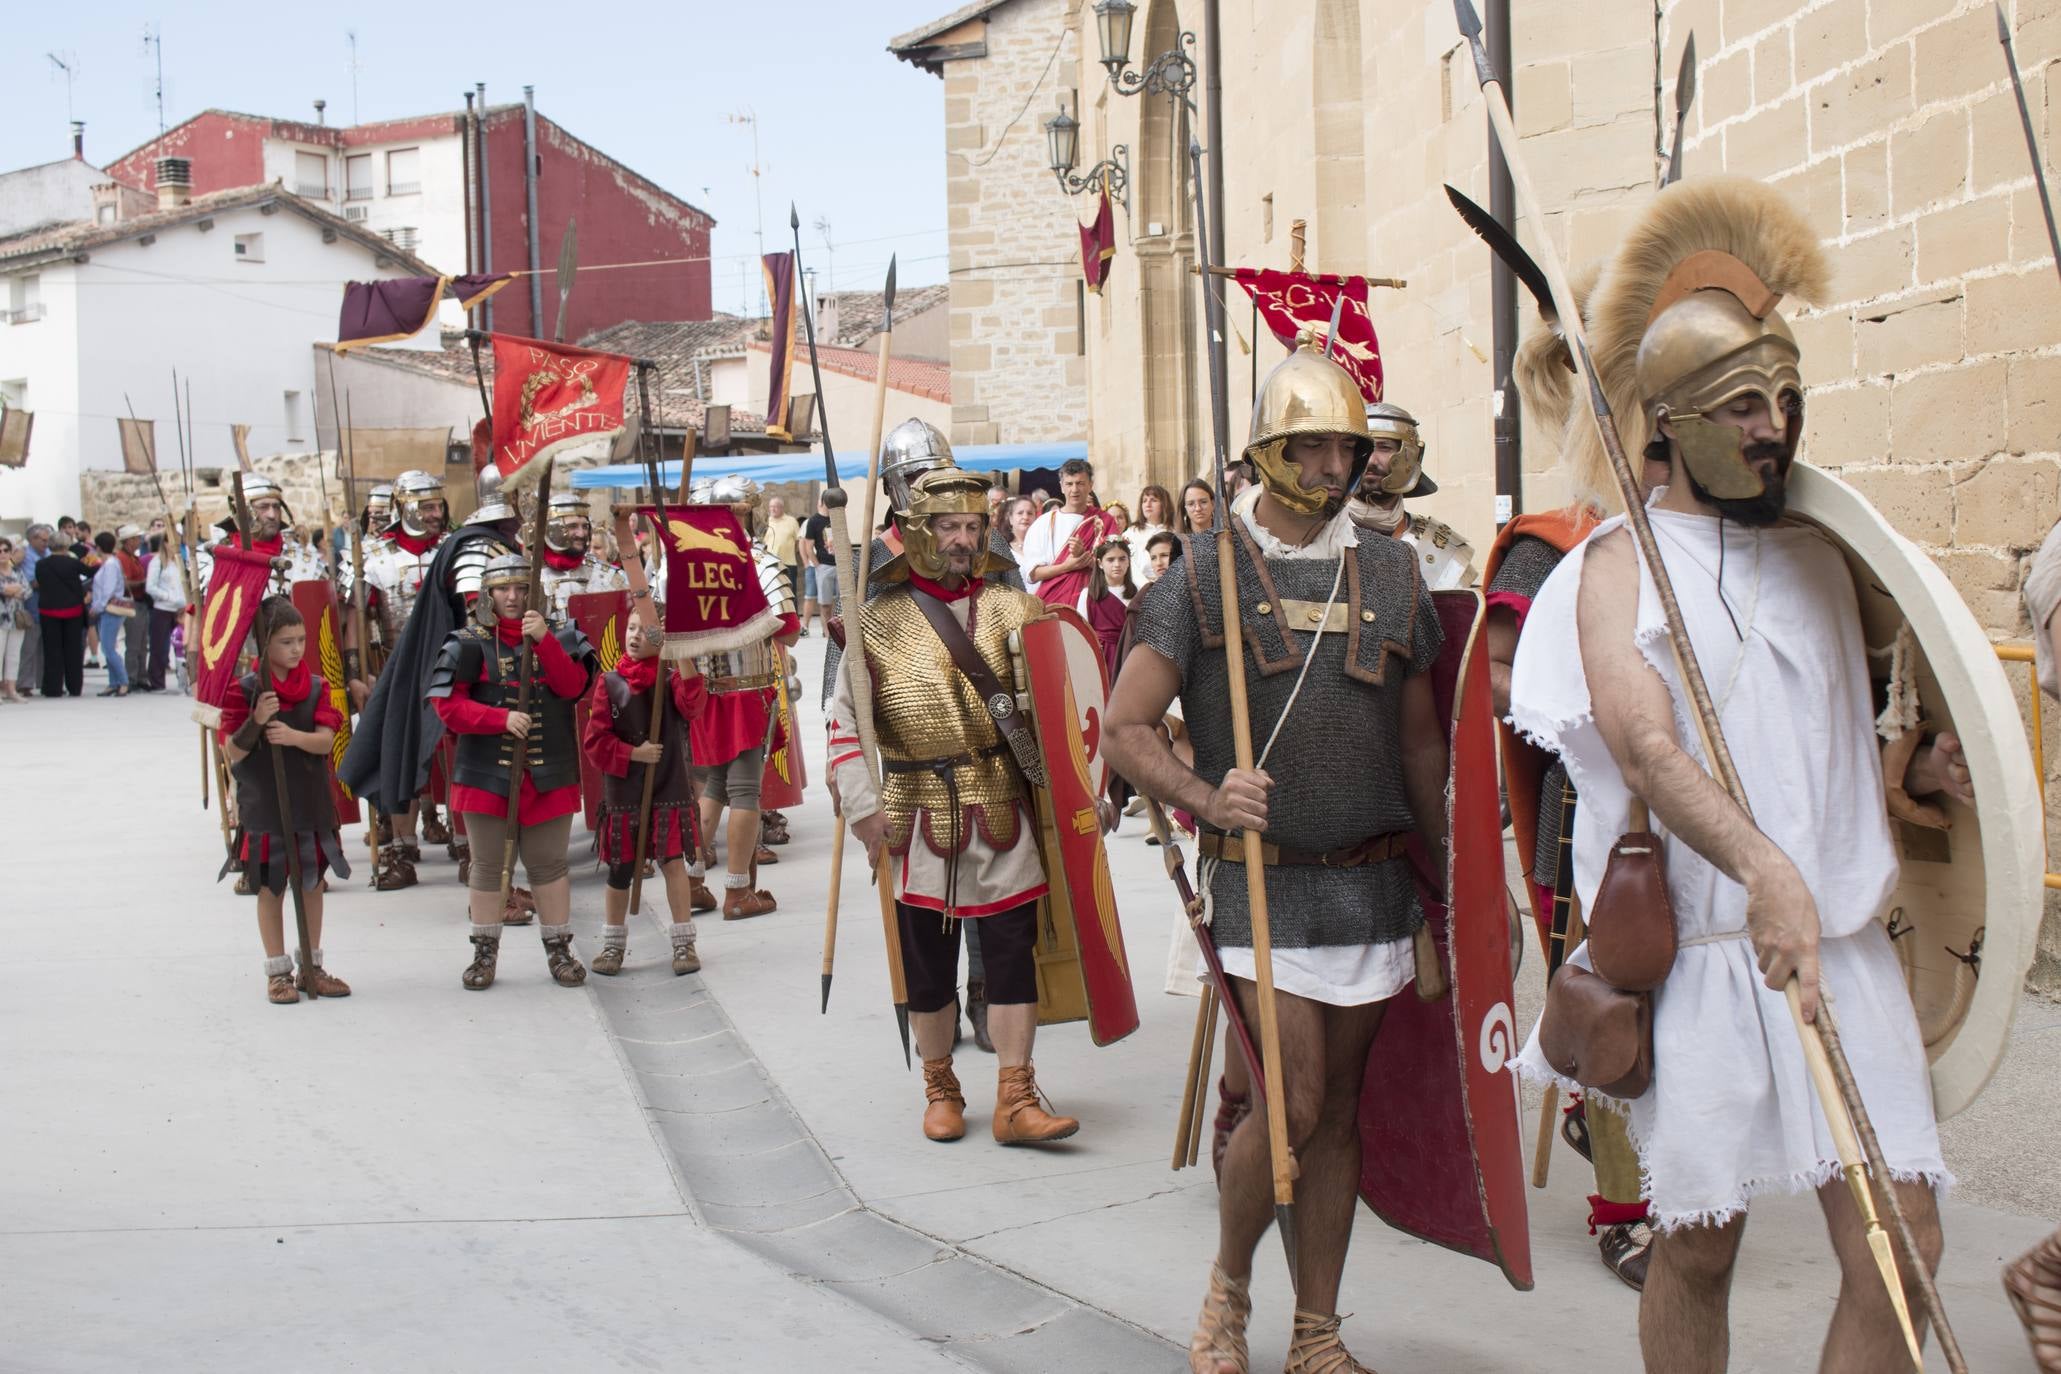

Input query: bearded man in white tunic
[1509,177,1973,1373]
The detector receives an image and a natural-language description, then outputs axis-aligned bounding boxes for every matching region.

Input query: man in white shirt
[1020,458,1115,606]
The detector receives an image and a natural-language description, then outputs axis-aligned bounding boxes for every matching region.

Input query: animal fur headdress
[1568,176,1831,512]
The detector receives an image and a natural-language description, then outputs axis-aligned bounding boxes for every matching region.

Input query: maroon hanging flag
[1231,268,1385,403]
[488,332,630,488]
[643,504,778,659]
[189,542,274,728]
[334,274,516,351]
[762,252,799,440]
[1079,186,1116,294]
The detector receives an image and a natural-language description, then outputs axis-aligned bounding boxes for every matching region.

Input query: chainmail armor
[1128,528,1442,950]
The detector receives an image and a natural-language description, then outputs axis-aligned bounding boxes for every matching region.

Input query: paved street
[4,638,2057,1372]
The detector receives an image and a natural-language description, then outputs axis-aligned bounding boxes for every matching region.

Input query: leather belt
[707,672,776,694]
[1196,830,1410,867]
[882,743,1010,775]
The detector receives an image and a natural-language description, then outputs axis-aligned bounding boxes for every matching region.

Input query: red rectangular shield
[568,589,633,831]
[1014,608,1137,1047]
[758,644,808,810]
[1358,590,1533,1289]
[291,578,359,822]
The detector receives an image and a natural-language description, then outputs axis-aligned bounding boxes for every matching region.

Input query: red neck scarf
[267,657,313,704]
[253,534,284,558]
[495,617,527,647]
[392,529,438,556]
[542,547,583,571]
[908,571,977,603]
[616,653,661,691]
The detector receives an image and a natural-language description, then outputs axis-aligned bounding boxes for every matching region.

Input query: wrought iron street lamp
[1093,0,1198,110]
[1044,105,1130,211]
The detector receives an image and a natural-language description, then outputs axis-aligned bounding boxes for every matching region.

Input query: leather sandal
[922,1056,967,1142]
[689,878,718,912]
[1187,1263,1251,1374]
[297,965,352,998]
[723,887,777,920]
[1598,1220,1653,1291]
[2005,1226,2061,1373]
[753,843,778,866]
[992,1063,1078,1144]
[267,973,300,1005]
[591,941,626,977]
[1284,1310,1376,1374]
[1561,1095,1593,1162]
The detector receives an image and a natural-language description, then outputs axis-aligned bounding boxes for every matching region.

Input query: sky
[0,0,962,306]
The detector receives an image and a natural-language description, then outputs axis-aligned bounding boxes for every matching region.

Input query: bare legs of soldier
[696,752,775,919]
[595,857,700,977]
[1193,981,1386,1374]
[255,879,349,1004]
[1636,1179,1940,1373]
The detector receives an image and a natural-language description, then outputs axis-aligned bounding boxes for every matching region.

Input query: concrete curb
[581,910,1181,1372]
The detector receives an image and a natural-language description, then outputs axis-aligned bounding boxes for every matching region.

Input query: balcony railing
[294,181,330,199]
[4,304,46,325]
[387,181,421,196]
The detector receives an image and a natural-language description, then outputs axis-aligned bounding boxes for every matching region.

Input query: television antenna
[724,109,767,314]
[813,214,835,298]
[47,52,79,127]
[346,31,362,124]
[140,25,166,138]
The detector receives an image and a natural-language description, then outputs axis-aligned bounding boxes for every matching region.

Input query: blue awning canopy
[568,440,1088,490]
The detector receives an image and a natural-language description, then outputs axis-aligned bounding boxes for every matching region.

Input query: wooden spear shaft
[628,365,672,916]
[1453,6,1936,1361]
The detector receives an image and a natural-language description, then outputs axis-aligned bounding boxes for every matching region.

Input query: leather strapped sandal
[1560,1095,1594,1162]
[1283,1310,1377,1374]
[1598,1221,1653,1292]
[1187,1263,1251,1374]
[723,888,777,920]
[2005,1227,2061,1374]
[267,973,300,1005]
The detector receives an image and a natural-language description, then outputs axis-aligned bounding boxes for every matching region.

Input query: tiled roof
[333,330,766,433]
[889,0,1011,67]
[817,283,951,348]
[577,316,758,370]
[0,183,440,277]
[750,339,951,404]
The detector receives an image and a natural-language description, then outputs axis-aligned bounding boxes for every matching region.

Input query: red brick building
[108,98,713,340]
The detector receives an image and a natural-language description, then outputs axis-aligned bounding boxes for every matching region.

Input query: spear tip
[895,1004,912,1069]
[1275,1204,1300,1285]
[884,256,897,314]
[1452,0,1484,42]
[1678,33,1699,108]
[820,972,833,1015]
[789,203,801,231]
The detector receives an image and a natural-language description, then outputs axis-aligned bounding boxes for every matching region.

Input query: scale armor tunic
[1129,525,1441,952]
[819,526,1025,707]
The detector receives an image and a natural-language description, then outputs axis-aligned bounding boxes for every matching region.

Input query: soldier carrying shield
[1506,176,1973,1371]
[826,461,1096,1147]
[1105,337,1453,1374]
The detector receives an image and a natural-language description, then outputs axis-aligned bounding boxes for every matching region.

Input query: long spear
[1188,137,1298,1273]
[339,390,381,882]
[496,458,557,911]
[1451,3,1934,1364]
[178,374,236,853]
[233,472,317,997]
[1996,2,2061,285]
[627,363,671,916]
[1663,35,1698,186]
[792,205,906,1061]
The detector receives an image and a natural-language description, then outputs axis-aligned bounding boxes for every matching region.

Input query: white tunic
[1019,509,1088,597]
[1509,498,1948,1229]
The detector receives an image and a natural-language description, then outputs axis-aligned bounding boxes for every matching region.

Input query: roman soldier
[341,468,453,886]
[581,612,708,976]
[338,464,527,902]
[1346,401,1478,590]
[826,461,1084,1146]
[1508,177,1965,1370]
[674,474,798,918]
[820,418,1023,1050]
[428,549,598,990]
[1104,338,1452,1374]
[536,491,628,620]
[196,475,328,600]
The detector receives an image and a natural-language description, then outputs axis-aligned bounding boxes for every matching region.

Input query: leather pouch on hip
[1585,800,1677,992]
[1538,965,1652,1100]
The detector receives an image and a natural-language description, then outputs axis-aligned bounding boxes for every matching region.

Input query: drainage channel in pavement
[581,923,1180,1373]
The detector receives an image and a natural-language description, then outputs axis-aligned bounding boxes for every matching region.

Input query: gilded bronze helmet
[1639,282,1805,499]
[1362,401,1437,498]
[1244,338,1373,517]
[897,461,997,582]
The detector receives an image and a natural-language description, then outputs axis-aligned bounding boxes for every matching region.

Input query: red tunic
[435,620,589,824]
[688,612,798,768]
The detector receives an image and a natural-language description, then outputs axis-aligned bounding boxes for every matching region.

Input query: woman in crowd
[0,539,28,702]
[1178,479,1216,536]
[87,531,132,698]
[1126,485,1174,585]
[1002,495,1039,583]
[1079,539,1136,680]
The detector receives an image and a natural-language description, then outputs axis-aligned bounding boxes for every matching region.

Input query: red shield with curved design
[569,590,633,831]
[1012,607,1136,1046]
[291,577,358,822]
[758,644,808,810]
[1357,589,1533,1290]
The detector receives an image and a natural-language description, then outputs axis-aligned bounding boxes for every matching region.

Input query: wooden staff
[1451,3,1936,1362]
[233,473,317,996]
[820,821,847,1014]
[496,458,556,909]
[338,391,380,880]
[628,364,671,916]
[1193,263,1406,291]
[1184,135,1298,1273]
[1173,982,1217,1169]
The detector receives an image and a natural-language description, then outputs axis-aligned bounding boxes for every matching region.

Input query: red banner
[758,646,807,810]
[569,589,634,831]
[292,578,358,820]
[762,252,799,441]
[189,542,274,729]
[643,505,779,659]
[488,333,630,486]
[1231,268,1384,403]
[1079,186,1115,295]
